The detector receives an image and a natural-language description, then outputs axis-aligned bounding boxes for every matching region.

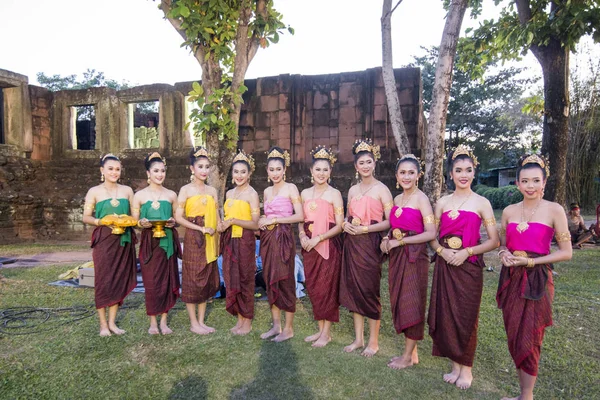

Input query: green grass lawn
[1,249,599,399]
[0,243,90,257]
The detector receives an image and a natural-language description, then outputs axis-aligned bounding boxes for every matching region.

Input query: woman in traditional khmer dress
[218,149,260,336]
[175,147,220,335]
[258,147,304,342]
[339,139,393,357]
[82,153,137,337]
[299,146,344,348]
[380,154,436,370]
[133,152,181,335]
[428,145,499,390]
[497,154,572,400]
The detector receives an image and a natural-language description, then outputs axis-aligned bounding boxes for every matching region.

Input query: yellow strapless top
[186,194,218,263]
[224,198,252,238]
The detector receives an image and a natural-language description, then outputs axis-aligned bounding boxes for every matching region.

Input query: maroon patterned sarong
[428,237,485,366]
[339,219,384,320]
[181,216,220,304]
[497,252,554,376]
[91,226,137,309]
[220,227,256,319]
[388,232,429,340]
[302,222,342,322]
[260,223,296,313]
[139,229,181,316]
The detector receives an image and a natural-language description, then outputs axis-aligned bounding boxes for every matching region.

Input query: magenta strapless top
[389,206,424,234]
[264,196,294,218]
[440,210,482,263]
[506,222,554,255]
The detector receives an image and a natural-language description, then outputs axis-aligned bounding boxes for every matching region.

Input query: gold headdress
[353,139,381,161]
[193,146,209,159]
[521,154,550,177]
[266,148,291,167]
[101,153,119,162]
[148,152,166,166]
[397,154,424,177]
[451,144,479,167]
[311,146,337,166]
[232,149,255,173]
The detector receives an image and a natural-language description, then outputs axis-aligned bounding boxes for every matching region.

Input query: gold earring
[231,178,234,184]
[101,173,105,182]
[283,173,287,181]
[147,177,150,185]
[355,171,359,180]
[311,176,314,184]
[190,174,195,183]
[396,182,400,189]
[328,177,331,183]
[267,177,270,183]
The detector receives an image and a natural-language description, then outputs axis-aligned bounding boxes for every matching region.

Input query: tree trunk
[423,0,468,202]
[381,0,410,156]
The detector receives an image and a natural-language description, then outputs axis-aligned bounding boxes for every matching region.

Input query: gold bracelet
[466,247,474,256]
[318,234,324,242]
[527,258,536,268]
[381,236,389,241]
[436,246,443,255]
[95,218,100,226]
[362,226,368,234]
[498,249,508,257]
[273,217,278,224]
[398,239,406,246]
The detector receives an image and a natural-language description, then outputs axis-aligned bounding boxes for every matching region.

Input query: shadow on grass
[230,339,314,400]
[169,375,208,399]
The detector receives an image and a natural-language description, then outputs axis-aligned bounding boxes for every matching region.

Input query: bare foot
[500,397,519,400]
[235,321,252,336]
[200,324,216,333]
[312,334,331,348]
[412,349,419,365]
[272,329,294,342]
[99,327,112,337]
[443,365,461,384]
[148,327,160,335]
[191,325,213,335]
[304,332,322,343]
[109,325,126,335]
[455,368,473,390]
[343,340,364,353]
[261,326,281,340]
[230,321,242,334]
[388,355,414,370]
[160,325,173,335]
[361,346,378,358]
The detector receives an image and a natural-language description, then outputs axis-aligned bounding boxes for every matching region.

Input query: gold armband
[499,226,506,236]
[334,206,344,216]
[84,204,95,211]
[251,208,260,215]
[483,217,497,227]
[436,246,443,255]
[383,201,394,211]
[178,202,186,209]
[555,232,571,242]
[423,214,435,225]
[527,258,536,268]
[131,207,140,213]
[291,196,302,204]
[466,247,474,256]
[435,217,441,226]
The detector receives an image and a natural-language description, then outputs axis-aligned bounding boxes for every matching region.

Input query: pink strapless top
[389,206,424,234]
[506,222,554,255]
[303,198,335,260]
[264,196,294,218]
[440,210,482,263]
[349,196,383,226]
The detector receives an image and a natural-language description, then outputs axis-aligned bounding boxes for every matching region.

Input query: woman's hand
[258,216,269,230]
[439,248,456,264]
[138,218,152,229]
[165,217,176,228]
[380,239,389,254]
[304,236,321,252]
[448,249,469,266]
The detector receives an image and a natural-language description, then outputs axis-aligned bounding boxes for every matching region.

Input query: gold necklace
[150,189,162,210]
[308,186,328,211]
[194,182,208,205]
[517,199,542,233]
[394,187,417,218]
[355,181,377,201]
[104,184,120,208]
[447,191,472,220]
[227,185,249,208]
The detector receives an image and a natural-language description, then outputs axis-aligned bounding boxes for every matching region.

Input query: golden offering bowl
[104,214,137,235]
[392,229,404,241]
[446,236,463,249]
[149,220,168,238]
[513,250,528,258]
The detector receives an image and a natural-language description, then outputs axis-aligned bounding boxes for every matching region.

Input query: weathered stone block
[254,139,270,152]
[339,107,357,124]
[398,88,414,106]
[278,93,290,110]
[313,110,330,126]
[255,112,271,128]
[259,95,279,112]
[313,91,328,110]
[339,82,362,107]
[278,110,291,125]
[374,87,386,105]
[313,126,329,139]
[374,105,388,122]
[255,129,270,140]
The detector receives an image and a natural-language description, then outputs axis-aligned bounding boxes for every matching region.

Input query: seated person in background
[568,203,594,247]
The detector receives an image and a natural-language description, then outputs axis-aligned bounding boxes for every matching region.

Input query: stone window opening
[68,104,96,150]
[184,95,204,147]
[128,100,160,149]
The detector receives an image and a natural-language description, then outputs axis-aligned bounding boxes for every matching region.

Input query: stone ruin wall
[0,67,424,243]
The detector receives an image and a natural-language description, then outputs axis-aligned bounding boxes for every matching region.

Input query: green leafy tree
[37,69,128,91]
[459,0,600,205]
[158,0,292,202]
[412,46,541,170]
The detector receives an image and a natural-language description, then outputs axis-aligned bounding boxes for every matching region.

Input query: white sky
[0,0,548,86]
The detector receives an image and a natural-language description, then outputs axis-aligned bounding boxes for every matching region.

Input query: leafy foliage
[36,69,129,91]
[475,184,523,209]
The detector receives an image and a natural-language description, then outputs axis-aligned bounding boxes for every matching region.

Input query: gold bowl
[148,220,168,238]
[102,214,137,235]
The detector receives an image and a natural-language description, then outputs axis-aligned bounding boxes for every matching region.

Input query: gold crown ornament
[310,146,337,166]
[193,146,210,158]
[521,154,550,177]
[148,152,166,166]
[232,149,256,173]
[266,148,291,167]
[397,154,425,177]
[353,139,381,161]
[451,144,479,167]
